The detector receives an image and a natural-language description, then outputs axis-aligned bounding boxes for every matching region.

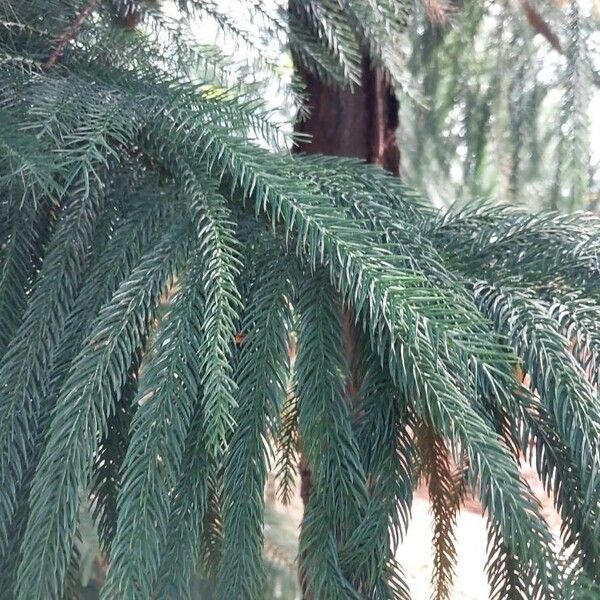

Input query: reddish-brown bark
[294,59,400,173]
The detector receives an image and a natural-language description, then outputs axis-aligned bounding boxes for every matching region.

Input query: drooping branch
[43,0,101,70]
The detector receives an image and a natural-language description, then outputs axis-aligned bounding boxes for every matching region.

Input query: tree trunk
[293,59,400,173]
[293,51,401,598]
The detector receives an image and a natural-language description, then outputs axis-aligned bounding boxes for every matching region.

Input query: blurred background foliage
[400,0,600,211]
[71,501,301,598]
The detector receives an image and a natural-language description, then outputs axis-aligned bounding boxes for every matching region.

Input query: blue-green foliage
[0,1,599,599]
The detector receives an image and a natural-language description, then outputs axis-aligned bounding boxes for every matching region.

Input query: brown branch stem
[43,0,101,70]
[521,0,562,54]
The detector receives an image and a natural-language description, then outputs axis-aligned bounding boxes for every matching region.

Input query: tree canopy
[0,1,599,599]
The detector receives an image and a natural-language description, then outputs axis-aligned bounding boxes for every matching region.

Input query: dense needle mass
[0,1,599,599]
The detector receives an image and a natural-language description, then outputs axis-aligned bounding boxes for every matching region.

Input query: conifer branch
[1,1,599,598]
